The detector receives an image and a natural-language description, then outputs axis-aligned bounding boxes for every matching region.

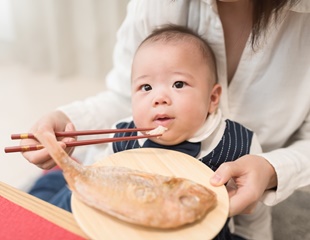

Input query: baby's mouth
[154,115,173,126]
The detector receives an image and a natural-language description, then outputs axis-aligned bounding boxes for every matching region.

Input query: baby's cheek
[132,111,144,127]
[134,118,146,128]
[181,114,206,135]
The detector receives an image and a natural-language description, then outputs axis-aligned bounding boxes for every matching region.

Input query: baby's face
[131,41,220,145]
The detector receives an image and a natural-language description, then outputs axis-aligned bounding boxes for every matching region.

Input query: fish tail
[35,130,80,172]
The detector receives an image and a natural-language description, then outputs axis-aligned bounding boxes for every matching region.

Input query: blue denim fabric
[28,170,72,212]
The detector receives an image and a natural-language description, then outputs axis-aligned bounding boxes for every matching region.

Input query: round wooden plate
[71,148,229,240]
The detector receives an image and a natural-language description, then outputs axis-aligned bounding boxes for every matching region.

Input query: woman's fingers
[21,111,75,169]
[210,155,277,216]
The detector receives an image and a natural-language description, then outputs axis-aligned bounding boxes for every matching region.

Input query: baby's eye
[173,81,186,89]
[141,84,152,91]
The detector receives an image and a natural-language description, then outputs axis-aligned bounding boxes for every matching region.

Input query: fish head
[179,181,216,208]
[165,177,217,219]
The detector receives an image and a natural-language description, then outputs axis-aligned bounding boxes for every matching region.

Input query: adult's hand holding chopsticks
[21,110,76,170]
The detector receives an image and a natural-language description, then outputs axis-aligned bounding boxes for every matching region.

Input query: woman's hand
[21,110,76,170]
[210,155,277,216]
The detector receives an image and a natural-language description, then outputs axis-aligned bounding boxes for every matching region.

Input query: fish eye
[179,195,200,207]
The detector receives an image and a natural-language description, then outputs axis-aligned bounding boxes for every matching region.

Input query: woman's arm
[259,111,310,205]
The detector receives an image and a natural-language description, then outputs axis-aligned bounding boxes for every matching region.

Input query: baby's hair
[138,24,218,83]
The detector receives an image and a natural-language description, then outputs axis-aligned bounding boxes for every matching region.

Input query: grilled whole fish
[35,131,217,229]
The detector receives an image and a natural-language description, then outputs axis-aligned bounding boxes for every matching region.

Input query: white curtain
[0,0,128,79]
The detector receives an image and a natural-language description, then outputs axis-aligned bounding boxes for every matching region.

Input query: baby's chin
[150,134,189,146]
[145,126,195,145]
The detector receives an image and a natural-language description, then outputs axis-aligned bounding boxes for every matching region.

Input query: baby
[111,25,260,171]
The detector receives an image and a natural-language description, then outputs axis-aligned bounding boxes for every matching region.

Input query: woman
[23,0,310,239]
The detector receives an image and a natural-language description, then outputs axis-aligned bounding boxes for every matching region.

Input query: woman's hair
[170,0,300,48]
[251,0,300,47]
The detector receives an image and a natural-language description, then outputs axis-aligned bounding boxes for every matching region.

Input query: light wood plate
[71,148,229,240]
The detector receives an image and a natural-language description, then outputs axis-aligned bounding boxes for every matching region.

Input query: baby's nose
[152,94,171,106]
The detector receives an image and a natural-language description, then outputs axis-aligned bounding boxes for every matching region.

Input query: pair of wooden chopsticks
[4,128,160,153]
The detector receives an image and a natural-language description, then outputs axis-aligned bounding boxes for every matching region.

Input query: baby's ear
[208,84,222,114]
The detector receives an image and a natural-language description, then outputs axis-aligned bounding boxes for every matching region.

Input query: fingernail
[211,174,222,184]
